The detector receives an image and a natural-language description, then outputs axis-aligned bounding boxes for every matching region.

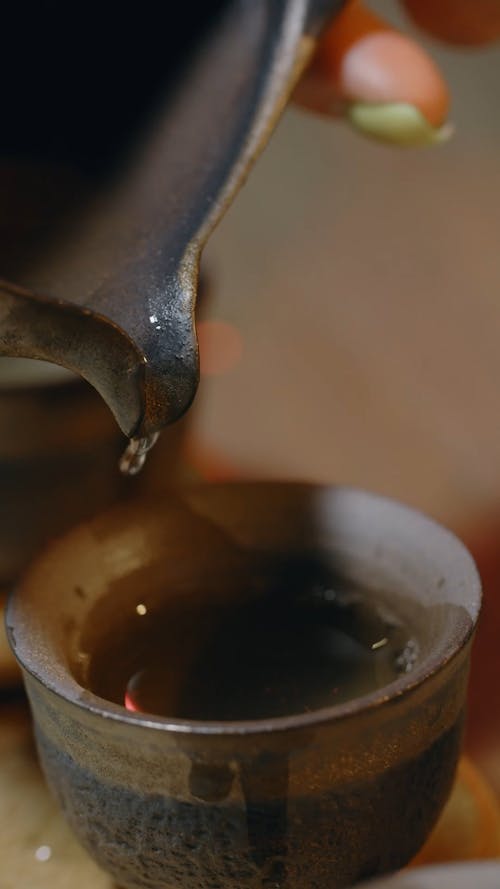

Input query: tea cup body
[7,484,481,889]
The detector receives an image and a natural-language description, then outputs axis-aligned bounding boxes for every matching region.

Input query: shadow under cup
[6,484,481,889]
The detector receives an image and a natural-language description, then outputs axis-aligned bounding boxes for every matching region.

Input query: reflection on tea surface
[82,561,420,721]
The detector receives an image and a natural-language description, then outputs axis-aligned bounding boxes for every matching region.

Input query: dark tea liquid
[83,571,419,721]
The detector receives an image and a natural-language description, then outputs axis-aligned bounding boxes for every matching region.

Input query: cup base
[0,701,498,889]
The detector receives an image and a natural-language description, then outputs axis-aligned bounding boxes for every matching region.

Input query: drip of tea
[119,432,160,476]
[83,574,419,722]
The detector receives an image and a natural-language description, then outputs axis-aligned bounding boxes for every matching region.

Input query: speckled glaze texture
[32,693,465,889]
[7,484,481,889]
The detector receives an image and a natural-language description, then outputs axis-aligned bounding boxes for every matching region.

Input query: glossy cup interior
[7,483,481,889]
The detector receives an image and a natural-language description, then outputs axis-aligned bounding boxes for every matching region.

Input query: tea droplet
[119,432,159,476]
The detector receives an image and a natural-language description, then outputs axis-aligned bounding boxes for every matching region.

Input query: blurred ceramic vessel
[0,361,124,588]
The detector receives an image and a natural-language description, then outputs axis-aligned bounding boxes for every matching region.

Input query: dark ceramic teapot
[0,2,344,447]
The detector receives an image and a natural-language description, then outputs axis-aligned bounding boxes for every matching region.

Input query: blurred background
[196,3,500,793]
[197,0,500,536]
[2,4,500,880]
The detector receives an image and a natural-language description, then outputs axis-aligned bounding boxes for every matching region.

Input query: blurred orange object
[461,518,500,795]
[402,0,500,47]
[185,440,244,483]
[412,758,500,867]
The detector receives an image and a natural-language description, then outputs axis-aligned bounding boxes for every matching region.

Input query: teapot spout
[0,279,187,438]
[0,1,344,440]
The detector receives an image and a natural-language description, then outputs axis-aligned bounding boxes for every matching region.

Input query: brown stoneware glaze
[7,484,481,889]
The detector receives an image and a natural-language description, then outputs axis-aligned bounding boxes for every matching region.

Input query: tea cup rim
[7,482,481,737]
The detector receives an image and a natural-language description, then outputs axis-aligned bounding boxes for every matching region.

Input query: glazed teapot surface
[0,2,344,442]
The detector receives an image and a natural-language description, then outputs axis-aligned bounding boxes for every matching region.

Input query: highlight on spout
[119,432,160,476]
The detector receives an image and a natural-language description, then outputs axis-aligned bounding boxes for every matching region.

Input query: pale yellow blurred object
[347,102,453,146]
[412,758,500,867]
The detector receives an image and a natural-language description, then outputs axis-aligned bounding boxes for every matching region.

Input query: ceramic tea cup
[6,483,481,889]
